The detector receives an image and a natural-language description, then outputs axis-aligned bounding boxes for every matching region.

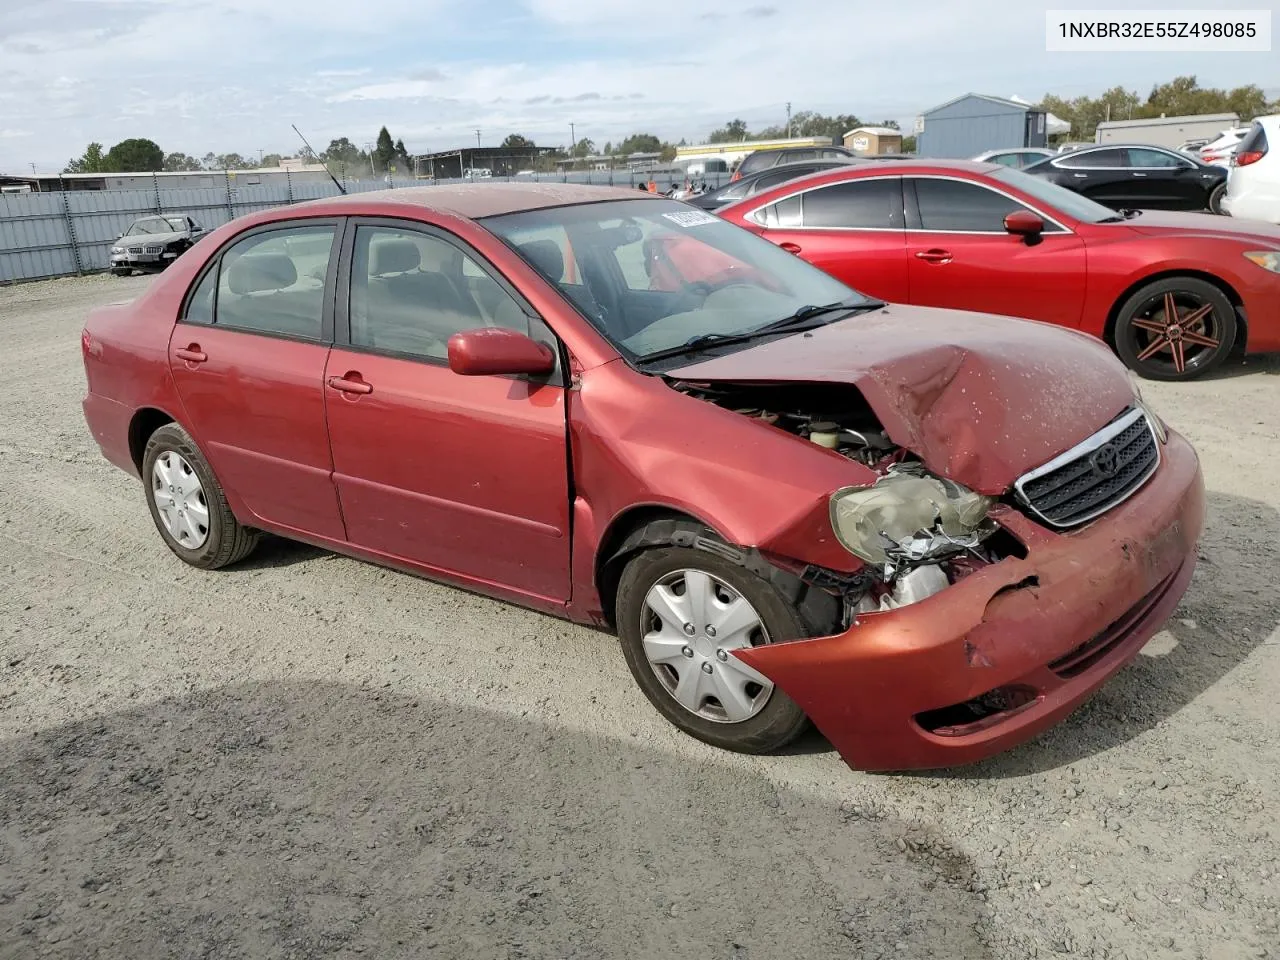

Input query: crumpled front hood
[667,306,1136,494]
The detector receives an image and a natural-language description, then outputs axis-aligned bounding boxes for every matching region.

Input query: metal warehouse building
[0,165,334,193]
[917,94,1048,158]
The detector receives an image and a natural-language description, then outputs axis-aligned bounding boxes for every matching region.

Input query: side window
[1125,148,1183,168]
[750,166,818,195]
[184,263,217,324]
[913,179,1040,232]
[989,153,1020,167]
[348,225,529,361]
[801,179,900,229]
[786,149,818,162]
[215,225,335,339]
[1055,148,1124,169]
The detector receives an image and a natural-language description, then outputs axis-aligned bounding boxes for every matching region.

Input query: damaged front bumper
[735,430,1205,772]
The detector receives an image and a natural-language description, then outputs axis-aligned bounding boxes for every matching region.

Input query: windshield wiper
[635,299,883,366]
[1097,208,1143,224]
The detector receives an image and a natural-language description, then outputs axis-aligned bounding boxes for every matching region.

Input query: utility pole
[30,162,37,176]
[569,122,576,163]
[786,102,792,139]
[475,129,482,149]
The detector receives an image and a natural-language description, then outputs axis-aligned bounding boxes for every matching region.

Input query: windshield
[989,167,1119,223]
[165,217,189,231]
[483,199,863,361]
[126,218,174,236]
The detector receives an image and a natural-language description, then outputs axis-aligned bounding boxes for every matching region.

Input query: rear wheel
[1208,183,1226,214]
[1113,277,1236,381]
[615,546,809,753]
[142,423,259,569]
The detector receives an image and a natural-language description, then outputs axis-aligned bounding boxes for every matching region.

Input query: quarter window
[912,179,1044,232]
[214,225,335,339]
[801,179,900,229]
[348,226,528,360]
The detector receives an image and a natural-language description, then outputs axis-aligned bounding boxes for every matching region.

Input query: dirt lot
[1,274,1278,960]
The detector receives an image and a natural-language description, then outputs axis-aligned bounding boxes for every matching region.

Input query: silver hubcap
[641,569,774,724]
[151,451,209,549]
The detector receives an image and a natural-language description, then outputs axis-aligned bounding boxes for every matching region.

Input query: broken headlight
[829,463,996,570]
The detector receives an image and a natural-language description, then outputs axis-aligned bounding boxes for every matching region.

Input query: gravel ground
[1,274,1278,960]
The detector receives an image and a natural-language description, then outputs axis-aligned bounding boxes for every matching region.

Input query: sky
[1,0,1276,173]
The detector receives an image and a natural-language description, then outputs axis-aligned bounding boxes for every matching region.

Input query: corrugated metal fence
[0,170,727,284]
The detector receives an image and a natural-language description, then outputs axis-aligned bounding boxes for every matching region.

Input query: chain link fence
[0,169,728,284]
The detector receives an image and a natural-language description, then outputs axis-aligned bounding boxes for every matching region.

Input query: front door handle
[327,373,373,395]
[174,344,207,363]
[914,249,952,264]
[1073,172,1088,178]
[1132,172,1147,177]
[779,241,802,254]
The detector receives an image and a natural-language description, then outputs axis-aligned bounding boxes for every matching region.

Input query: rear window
[737,152,778,176]
[1237,122,1269,156]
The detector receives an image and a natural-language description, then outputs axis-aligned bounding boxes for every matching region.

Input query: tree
[617,133,662,155]
[394,138,411,172]
[261,153,282,168]
[201,152,218,170]
[374,126,396,173]
[102,138,164,172]
[163,152,201,172]
[64,142,105,174]
[707,119,749,143]
[322,137,363,166]
[900,135,917,154]
[572,137,595,158]
[659,143,677,163]
[502,133,534,149]
[214,153,250,170]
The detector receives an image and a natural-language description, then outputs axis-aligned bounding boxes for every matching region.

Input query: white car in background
[1221,116,1280,224]
[1199,127,1251,168]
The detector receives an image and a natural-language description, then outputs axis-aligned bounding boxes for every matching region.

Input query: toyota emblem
[1090,443,1120,479]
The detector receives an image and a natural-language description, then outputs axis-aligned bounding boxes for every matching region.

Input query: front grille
[127,246,143,254]
[144,245,163,254]
[1015,408,1159,528]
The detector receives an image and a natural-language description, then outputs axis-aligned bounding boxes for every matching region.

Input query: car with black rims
[1022,144,1228,213]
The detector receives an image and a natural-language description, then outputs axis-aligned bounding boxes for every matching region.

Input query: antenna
[291,123,347,195]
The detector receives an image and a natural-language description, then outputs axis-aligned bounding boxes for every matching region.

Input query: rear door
[747,176,909,302]
[322,219,571,601]
[168,219,347,540]
[903,176,1087,328]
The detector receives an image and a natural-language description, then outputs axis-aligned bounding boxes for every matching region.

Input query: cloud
[1,0,1275,172]
[0,129,34,139]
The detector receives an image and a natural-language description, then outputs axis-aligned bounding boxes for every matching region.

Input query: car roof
[293,182,659,220]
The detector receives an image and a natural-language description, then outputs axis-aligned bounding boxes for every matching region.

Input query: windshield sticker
[662,210,718,228]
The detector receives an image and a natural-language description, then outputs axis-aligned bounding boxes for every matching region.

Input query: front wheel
[615,547,810,754]
[1113,277,1236,381]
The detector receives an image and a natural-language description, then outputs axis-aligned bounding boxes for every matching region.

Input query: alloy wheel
[1129,291,1224,376]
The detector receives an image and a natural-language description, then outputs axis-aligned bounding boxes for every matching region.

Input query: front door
[323,221,572,601]
[1123,147,1207,210]
[167,220,347,540]
[903,176,1087,328]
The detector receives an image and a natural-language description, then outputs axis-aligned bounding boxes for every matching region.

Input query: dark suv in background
[732,145,859,180]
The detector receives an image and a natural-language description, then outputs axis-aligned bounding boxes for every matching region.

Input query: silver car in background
[109,216,206,276]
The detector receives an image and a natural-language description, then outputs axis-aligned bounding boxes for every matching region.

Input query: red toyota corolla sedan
[717,160,1280,381]
[81,184,1205,771]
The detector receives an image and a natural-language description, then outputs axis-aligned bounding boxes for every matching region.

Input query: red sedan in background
[81,184,1204,771]
[718,160,1280,381]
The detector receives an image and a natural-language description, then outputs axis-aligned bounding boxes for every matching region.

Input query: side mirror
[115,233,123,240]
[448,327,555,377]
[1003,210,1044,241]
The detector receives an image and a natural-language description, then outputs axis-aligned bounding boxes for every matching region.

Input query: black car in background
[1022,144,1228,213]
[689,159,857,211]
[109,215,206,276]
[734,144,860,180]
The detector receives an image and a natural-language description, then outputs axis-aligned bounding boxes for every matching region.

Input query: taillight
[1235,150,1265,167]
[729,171,741,182]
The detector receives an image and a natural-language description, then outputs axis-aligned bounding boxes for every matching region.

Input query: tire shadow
[0,682,993,960]
[935,490,1279,778]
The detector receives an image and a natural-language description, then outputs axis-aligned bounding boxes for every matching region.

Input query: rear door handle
[1073,172,1088,178]
[779,241,802,254]
[1132,172,1147,177]
[914,249,952,264]
[327,374,373,395]
[174,344,207,363]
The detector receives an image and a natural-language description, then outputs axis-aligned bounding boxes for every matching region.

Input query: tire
[615,546,810,754]
[1208,183,1226,215]
[141,423,259,569]
[111,268,130,277]
[1113,276,1236,381]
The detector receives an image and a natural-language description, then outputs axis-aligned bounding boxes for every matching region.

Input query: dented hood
[667,306,1135,494]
